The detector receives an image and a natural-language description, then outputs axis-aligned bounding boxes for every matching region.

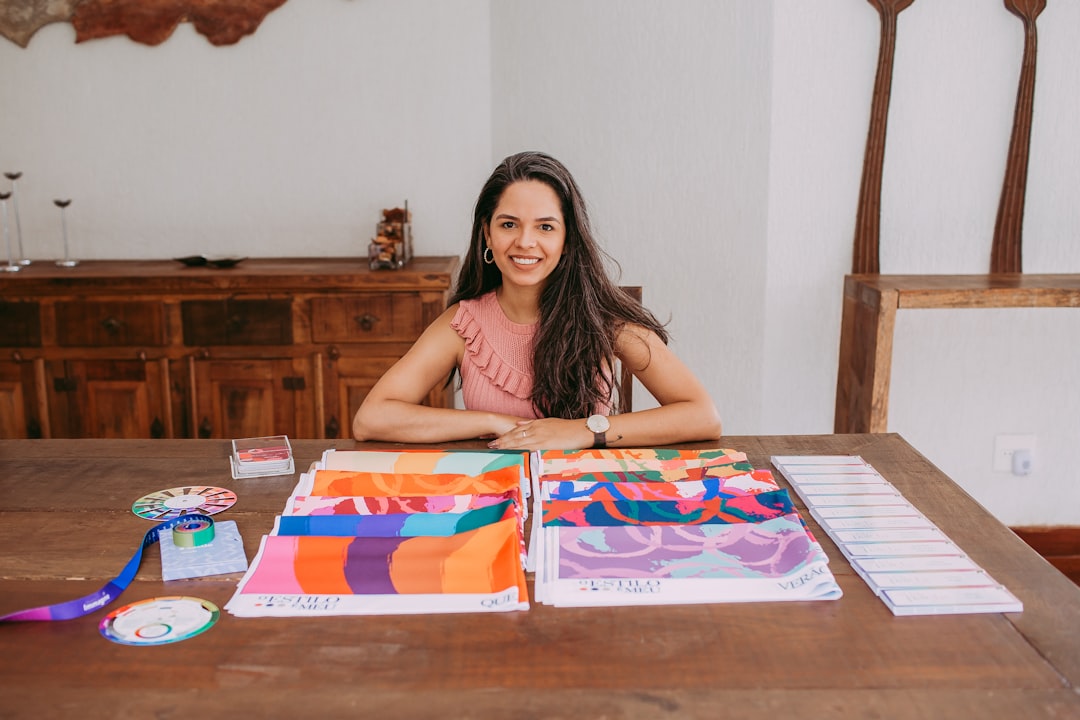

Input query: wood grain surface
[1,435,1078,719]
[834,274,1080,433]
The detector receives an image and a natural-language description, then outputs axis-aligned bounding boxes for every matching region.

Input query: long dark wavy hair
[449,151,669,418]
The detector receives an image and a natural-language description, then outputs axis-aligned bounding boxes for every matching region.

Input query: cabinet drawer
[0,301,42,347]
[56,301,165,347]
[182,299,293,346]
[310,294,424,343]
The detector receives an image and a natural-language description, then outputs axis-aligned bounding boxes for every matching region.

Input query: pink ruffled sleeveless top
[450,291,539,418]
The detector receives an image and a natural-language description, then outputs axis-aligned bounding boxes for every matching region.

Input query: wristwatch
[586,414,610,449]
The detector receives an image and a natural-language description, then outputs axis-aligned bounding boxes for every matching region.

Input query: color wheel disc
[99,596,219,646]
[131,486,237,520]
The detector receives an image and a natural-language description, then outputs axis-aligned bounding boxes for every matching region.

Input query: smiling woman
[483,180,566,302]
[351,151,722,450]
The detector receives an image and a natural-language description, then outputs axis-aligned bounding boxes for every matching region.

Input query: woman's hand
[488,418,592,451]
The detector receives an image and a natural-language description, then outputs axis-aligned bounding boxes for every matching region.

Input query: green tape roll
[172,517,215,548]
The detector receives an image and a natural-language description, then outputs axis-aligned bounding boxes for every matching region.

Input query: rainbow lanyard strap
[0,513,214,622]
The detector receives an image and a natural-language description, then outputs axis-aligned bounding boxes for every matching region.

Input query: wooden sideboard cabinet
[0,257,460,439]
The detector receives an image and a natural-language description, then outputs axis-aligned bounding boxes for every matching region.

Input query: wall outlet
[993,434,1037,474]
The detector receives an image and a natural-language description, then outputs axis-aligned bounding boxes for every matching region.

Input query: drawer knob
[327,345,341,361]
[326,415,340,439]
[136,350,147,362]
[282,376,306,391]
[354,313,378,332]
[11,350,23,362]
[101,316,124,333]
[227,314,248,333]
[54,377,78,392]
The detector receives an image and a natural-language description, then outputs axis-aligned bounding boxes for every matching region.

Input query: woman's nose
[517,229,537,248]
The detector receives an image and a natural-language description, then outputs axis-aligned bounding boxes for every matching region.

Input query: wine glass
[0,191,19,272]
[3,172,29,265]
[54,199,78,268]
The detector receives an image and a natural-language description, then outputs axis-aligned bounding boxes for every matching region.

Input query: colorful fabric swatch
[286,491,516,516]
[531,448,843,607]
[541,491,796,527]
[537,464,756,482]
[538,448,748,476]
[543,471,780,502]
[321,449,528,476]
[226,449,532,617]
[276,501,514,537]
[239,517,524,596]
[304,466,522,497]
[556,514,823,581]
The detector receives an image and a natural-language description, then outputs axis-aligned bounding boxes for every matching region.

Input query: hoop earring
[483,247,494,265]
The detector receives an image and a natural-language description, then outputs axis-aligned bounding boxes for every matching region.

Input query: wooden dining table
[1,434,1078,719]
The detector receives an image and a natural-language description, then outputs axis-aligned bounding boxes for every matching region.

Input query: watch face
[586,414,610,433]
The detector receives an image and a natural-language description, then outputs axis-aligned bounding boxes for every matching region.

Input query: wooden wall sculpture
[991,0,1047,274]
[852,0,916,275]
[0,0,288,48]
[0,1,82,48]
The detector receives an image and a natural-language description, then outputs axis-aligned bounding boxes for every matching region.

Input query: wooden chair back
[617,286,642,414]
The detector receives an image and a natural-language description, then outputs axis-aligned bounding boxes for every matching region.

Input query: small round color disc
[131,486,237,520]
[99,596,219,646]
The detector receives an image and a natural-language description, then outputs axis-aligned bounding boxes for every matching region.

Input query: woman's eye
[500,221,516,229]
[539,224,554,232]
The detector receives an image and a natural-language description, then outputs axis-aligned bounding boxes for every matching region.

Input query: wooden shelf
[834,273,1080,433]
[0,256,460,440]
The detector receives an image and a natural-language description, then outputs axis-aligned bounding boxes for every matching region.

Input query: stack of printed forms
[225,449,531,617]
[770,455,1022,616]
[530,448,842,607]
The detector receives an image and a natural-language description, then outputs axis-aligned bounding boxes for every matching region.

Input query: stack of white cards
[230,435,295,479]
[770,455,1022,616]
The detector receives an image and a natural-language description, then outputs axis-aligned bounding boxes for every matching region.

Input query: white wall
[764,0,1080,525]
[491,1,773,431]
[2,1,1078,525]
[0,0,492,260]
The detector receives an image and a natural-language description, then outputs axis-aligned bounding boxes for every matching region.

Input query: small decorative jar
[368,204,412,270]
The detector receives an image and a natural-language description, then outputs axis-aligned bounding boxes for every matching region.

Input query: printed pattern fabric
[538,464,756,482]
[543,471,779,502]
[531,448,842,606]
[538,448,748,474]
[226,449,532,615]
[541,490,796,527]
[277,501,515,537]
[241,517,523,595]
[320,449,528,475]
[308,466,522,497]
[556,514,820,581]
[287,491,517,516]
